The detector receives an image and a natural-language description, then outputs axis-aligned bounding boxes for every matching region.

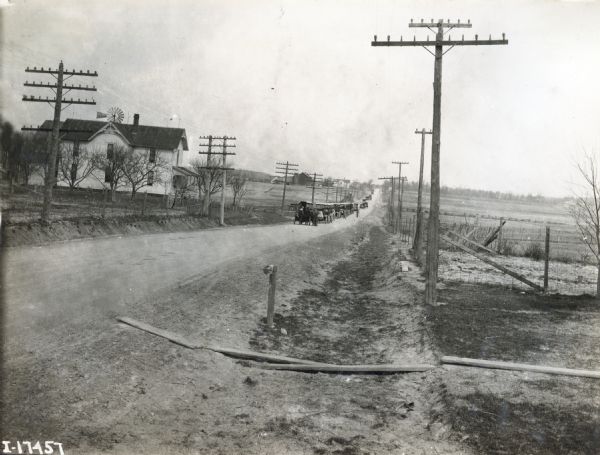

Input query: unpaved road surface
[1,199,472,454]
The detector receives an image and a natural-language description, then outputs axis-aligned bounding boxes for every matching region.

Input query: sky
[1,0,599,197]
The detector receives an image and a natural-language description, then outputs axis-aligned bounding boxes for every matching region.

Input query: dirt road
[1,197,473,454]
[2,198,374,342]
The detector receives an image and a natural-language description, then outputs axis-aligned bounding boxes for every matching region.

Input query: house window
[73,140,80,158]
[105,166,112,183]
[147,170,154,186]
[107,143,114,160]
[149,148,156,163]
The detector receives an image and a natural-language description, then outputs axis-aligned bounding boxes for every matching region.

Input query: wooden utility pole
[23,61,98,223]
[275,161,298,214]
[378,176,395,227]
[399,176,407,236]
[198,135,236,225]
[373,19,508,304]
[392,160,408,234]
[199,135,214,216]
[413,129,432,262]
[306,172,323,207]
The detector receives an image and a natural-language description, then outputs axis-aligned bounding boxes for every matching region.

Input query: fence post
[497,217,504,253]
[544,226,550,292]
[263,265,278,328]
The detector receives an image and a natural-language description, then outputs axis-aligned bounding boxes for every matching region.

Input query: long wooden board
[442,356,600,379]
[118,316,202,349]
[447,230,498,255]
[117,316,323,365]
[261,363,435,373]
[441,234,543,291]
[206,347,325,365]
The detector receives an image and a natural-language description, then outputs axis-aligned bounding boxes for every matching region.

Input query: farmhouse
[35,114,190,195]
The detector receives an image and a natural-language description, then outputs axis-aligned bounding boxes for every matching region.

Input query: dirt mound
[1,210,290,247]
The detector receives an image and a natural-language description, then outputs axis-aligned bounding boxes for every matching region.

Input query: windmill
[97,106,124,124]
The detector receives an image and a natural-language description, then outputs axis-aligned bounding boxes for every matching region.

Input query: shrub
[523,242,544,261]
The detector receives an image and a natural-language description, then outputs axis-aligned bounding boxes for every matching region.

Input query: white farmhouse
[37,114,192,195]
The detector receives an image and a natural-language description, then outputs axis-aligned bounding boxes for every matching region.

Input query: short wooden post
[544,226,550,292]
[263,265,278,328]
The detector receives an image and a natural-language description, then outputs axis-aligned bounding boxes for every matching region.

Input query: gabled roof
[39,118,189,151]
[172,166,199,177]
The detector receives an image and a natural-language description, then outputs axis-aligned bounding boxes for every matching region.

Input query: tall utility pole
[23,61,98,222]
[306,172,323,206]
[413,129,432,263]
[198,135,236,225]
[198,135,215,216]
[398,176,407,234]
[275,161,298,214]
[392,160,408,234]
[372,19,508,304]
[378,176,395,228]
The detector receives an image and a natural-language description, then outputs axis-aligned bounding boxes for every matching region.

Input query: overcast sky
[1,0,599,196]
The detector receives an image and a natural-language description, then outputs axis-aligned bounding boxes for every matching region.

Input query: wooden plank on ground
[260,363,435,373]
[442,356,600,379]
[206,347,325,365]
[447,230,498,255]
[118,316,201,349]
[117,316,323,365]
[441,234,543,291]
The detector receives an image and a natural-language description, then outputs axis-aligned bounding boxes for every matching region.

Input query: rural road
[2,194,379,347]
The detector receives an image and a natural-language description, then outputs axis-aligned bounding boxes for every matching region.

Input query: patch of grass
[447,392,600,455]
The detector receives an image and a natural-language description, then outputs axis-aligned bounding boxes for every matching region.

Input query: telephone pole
[23,61,98,222]
[378,176,395,228]
[306,172,323,206]
[198,135,236,225]
[392,160,408,234]
[275,161,298,214]
[372,19,508,304]
[399,176,407,236]
[413,128,432,263]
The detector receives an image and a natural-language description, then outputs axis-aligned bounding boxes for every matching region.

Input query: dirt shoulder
[427,282,600,454]
[1,207,469,454]
[1,209,290,248]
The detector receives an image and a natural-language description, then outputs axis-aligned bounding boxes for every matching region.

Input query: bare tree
[121,150,168,199]
[571,153,600,298]
[90,144,130,202]
[171,173,197,208]
[19,133,47,185]
[229,169,248,208]
[190,156,223,215]
[58,143,97,190]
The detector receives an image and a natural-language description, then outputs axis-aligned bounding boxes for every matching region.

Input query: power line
[372,18,508,304]
[413,128,432,264]
[392,160,409,234]
[275,161,299,214]
[305,172,323,206]
[198,135,237,226]
[22,60,98,222]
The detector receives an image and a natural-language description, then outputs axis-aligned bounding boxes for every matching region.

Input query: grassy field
[383,187,586,263]
[1,181,363,224]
